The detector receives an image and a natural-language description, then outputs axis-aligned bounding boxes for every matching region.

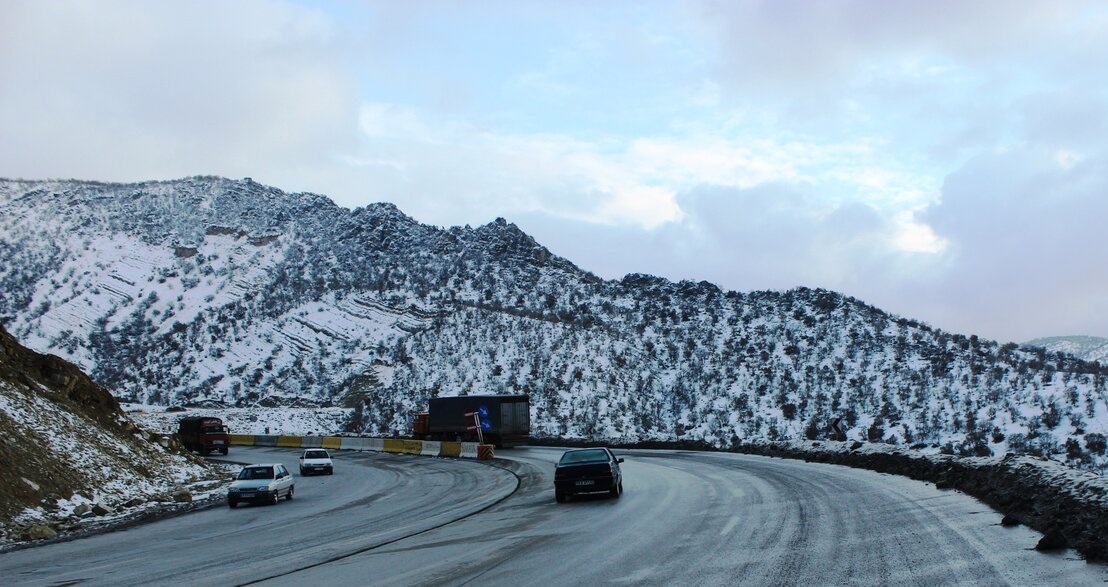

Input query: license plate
[575,480,594,486]
[240,493,254,498]
[213,440,225,445]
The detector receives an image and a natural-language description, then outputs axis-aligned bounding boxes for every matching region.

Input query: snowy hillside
[0,324,225,543]
[1,176,1106,473]
[1025,336,1108,364]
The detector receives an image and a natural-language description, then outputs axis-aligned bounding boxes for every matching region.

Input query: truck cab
[177,416,230,456]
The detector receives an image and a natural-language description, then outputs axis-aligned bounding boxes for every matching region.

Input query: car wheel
[299,467,305,476]
[610,481,622,498]
[287,485,294,500]
[555,491,566,503]
[271,491,280,505]
[228,500,237,509]
[327,468,333,475]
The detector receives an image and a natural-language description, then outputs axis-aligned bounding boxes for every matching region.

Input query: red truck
[177,416,230,456]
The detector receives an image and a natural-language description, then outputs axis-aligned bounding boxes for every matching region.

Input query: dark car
[553,447,623,502]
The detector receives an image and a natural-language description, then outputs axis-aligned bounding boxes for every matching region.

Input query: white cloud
[0,0,358,183]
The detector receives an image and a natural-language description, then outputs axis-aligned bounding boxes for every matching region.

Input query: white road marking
[720,515,740,536]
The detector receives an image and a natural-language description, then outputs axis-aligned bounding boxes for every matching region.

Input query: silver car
[227,463,295,507]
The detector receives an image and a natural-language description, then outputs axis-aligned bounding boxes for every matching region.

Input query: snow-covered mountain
[2,177,1106,471]
[1025,336,1108,364]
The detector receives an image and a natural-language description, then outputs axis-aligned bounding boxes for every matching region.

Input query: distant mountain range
[1,176,1105,471]
[1025,336,1108,363]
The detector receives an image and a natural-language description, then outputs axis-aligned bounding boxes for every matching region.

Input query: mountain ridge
[1,176,1105,472]
[1025,336,1108,363]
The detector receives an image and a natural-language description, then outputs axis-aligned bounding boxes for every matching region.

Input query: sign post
[464,410,484,445]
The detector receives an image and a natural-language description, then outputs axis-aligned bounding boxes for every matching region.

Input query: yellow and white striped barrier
[225,434,491,460]
[229,434,255,446]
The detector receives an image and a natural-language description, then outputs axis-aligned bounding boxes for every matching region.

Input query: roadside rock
[40,495,61,512]
[21,524,56,541]
[73,504,93,516]
[171,490,192,503]
[1035,529,1068,551]
[91,503,112,516]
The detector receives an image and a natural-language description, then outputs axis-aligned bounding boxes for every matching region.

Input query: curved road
[2,446,1104,586]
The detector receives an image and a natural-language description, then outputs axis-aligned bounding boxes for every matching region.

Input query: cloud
[690,0,1091,89]
[910,145,1108,340]
[0,0,358,183]
[517,139,1108,344]
[517,181,908,296]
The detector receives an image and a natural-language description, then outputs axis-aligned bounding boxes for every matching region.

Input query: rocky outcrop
[0,325,121,427]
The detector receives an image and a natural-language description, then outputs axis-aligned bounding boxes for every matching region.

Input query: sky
[1,0,1106,343]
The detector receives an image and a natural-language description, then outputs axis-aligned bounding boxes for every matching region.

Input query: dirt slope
[0,325,222,541]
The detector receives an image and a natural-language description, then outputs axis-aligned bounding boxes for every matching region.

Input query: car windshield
[237,466,274,480]
[304,451,328,459]
[559,449,609,465]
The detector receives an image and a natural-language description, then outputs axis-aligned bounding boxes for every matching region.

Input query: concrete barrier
[440,441,462,458]
[477,444,495,460]
[239,434,485,461]
[277,435,302,448]
[229,434,255,446]
[340,436,372,451]
[421,441,441,457]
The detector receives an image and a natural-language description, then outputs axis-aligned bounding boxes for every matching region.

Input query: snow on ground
[126,404,352,436]
[0,381,231,546]
[736,438,1108,560]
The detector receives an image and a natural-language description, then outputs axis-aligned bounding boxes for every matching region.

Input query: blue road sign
[478,405,490,417]
[481,419,492,431]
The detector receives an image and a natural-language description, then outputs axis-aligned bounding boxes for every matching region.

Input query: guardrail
[227,434,494,460]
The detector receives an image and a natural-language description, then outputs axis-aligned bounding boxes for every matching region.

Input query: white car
[299,448,334,476]
[227,463,294,507]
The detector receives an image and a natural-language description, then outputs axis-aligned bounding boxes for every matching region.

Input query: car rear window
[304,451,329,459]
[559,449,609,464]
[238,466,275,480]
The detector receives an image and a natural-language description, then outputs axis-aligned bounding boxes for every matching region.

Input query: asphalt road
[2,446,1105,586]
